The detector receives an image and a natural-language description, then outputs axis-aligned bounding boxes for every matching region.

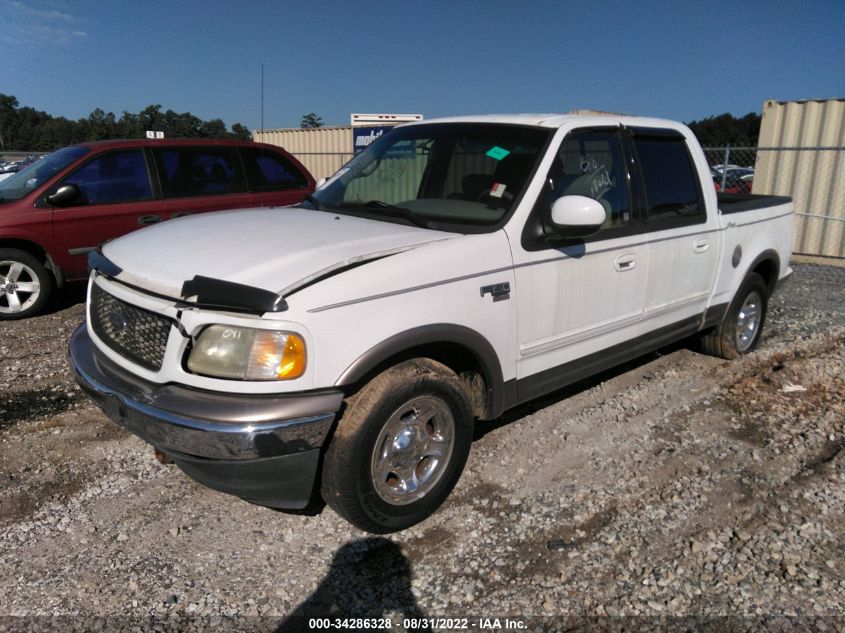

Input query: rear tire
[701,272,768,359]
[321,358,473,533]
[0,248,53,319]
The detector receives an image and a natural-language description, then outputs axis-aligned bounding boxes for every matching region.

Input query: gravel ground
[1,264,843,633]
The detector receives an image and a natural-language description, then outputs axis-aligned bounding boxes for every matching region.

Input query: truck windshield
[307,123,551,231]
[0,146,90,202]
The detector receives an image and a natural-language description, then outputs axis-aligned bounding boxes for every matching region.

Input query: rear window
[633,133,704,226]
[154,147,246,198]
[240,147,307,191]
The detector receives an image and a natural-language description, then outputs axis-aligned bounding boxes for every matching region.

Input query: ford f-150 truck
[69,114,794,533]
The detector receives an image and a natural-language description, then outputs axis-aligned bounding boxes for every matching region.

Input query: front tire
[321,358,473,533]
[701,272,768,359]
[0,248,53,319]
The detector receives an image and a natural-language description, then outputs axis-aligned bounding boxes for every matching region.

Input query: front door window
[61,150,152,205]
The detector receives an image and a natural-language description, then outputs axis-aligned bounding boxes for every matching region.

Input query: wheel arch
[0,238,63,287]
[744,249,780,296]
[335,323,505,420]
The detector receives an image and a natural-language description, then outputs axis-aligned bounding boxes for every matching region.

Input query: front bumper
[68,325,343,509]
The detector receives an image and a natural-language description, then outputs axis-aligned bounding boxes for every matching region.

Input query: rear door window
[631,131,705,228]
[154,147,246,198]
[240,147,308,191]
[61,150,153,205]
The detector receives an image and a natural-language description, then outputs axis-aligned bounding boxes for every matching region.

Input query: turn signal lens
[248,330,306,379]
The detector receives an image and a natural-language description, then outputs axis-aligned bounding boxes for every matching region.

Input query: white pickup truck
[69,114,794,533]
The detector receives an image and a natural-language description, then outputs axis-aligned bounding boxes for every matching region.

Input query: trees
[300,113,324,128]
[0,93,252,151]
[230,123,251,141]
[86,108,117,141]
[199,118,228,138]
[0,94,20,149]
[686,112,761,147]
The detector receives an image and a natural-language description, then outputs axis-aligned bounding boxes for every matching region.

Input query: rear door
[153,145,253,220]
[628,128,720,337]
[49,148,163,279]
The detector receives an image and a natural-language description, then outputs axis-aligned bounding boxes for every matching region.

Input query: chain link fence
[287,151,353,183]
[703,146,845,259]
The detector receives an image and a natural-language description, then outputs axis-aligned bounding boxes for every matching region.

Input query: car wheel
[701,272,768,360]
[321,358,473,533]
[0,248,53,319]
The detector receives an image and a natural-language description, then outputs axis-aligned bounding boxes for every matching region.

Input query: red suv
[0,139,315,318]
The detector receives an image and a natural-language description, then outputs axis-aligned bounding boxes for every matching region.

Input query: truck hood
[102,207,455,300]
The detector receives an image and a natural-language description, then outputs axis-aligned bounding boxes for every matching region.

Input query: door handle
[137,215,162,225]
[693,238,710,253]
[614,253,636,272]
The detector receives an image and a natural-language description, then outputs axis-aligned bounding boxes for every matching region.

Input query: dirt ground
[1,265,844,632]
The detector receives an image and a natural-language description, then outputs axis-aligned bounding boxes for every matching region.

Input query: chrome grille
[90,283,173,371]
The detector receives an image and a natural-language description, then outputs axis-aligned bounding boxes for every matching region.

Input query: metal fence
[702,146,845,259]
[288,151,353,182]
[253,127,354,183]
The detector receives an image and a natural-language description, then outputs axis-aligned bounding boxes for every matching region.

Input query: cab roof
[403,113,690,133]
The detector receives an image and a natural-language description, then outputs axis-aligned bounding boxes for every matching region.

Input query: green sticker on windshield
[486,146,510,161]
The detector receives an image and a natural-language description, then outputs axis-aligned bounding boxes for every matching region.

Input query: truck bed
[718,192,792,215]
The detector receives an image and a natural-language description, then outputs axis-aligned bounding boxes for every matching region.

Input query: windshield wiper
[338,200,429,228]
[303,194,326,211]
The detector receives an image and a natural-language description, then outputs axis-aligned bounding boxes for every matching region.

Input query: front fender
[336,323,506,419]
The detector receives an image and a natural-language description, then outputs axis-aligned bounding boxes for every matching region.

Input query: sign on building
[350,114,422,154]
[352,126,391,153]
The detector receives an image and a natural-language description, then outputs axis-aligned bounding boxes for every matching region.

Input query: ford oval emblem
[109,308,128,334]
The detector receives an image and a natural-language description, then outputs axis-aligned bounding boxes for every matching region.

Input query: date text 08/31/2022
[307,616,527,630]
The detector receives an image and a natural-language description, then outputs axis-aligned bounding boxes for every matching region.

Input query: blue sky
[2,0,843,131]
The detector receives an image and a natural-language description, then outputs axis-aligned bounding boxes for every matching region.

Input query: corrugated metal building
[754,98,845,258]
[253,127,353,181]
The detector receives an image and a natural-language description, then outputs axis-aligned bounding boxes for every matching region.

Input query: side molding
[336,323,506,419]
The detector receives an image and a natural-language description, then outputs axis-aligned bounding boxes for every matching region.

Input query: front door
[50,148,163,279]
[510,127,649,402]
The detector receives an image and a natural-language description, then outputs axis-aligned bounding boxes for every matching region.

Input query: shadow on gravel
[0,386,83,428]
[474,338,691,441]
[0,471,90,528]
[276,538,432,632]
[41,280,87,316]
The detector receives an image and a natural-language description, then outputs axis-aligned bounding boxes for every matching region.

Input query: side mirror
[549,195,606,238]
[46,183,82,207]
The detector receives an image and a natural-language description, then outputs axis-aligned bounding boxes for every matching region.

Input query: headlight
[187,325,306,380]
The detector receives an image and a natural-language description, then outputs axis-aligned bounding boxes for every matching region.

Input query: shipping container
[754,99,845,258]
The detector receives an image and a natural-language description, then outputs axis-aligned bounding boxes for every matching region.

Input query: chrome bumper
[68,325,344,508]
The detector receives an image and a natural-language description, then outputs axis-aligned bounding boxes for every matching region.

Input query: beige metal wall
[754,99,845,258]
[253,126,353,181]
